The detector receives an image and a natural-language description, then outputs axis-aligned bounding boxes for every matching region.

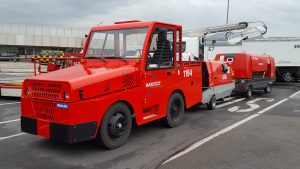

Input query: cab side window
[146,28,174,70]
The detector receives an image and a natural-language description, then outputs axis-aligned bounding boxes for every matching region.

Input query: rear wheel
[245,86,253,98]
[96,102,132,149]
[264,85,272,94]
[162,93,185,128]
[281,71,294,82]
[207,95,216,110]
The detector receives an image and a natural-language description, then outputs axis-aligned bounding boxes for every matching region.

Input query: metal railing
[33,57,82,76]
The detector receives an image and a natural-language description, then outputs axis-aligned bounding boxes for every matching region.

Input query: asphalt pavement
[0,83,299,169]
[160,84,300,169]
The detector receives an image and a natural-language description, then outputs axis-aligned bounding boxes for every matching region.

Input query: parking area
[0,82,300,169]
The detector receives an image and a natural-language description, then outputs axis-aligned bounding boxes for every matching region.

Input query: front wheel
[162,93,185,128]
[96,102,132,149]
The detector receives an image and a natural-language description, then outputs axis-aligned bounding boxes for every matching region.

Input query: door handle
[167,71,172,76]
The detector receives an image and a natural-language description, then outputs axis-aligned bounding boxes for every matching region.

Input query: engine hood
[25,61,139,101]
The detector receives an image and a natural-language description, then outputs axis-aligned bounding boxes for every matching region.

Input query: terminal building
[0,24,88,56]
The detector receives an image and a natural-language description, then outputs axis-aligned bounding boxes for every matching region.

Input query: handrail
[33,57,82,76]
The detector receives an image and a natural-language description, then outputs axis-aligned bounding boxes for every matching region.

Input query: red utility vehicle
[21,21,234,149]
[215,53,276,98]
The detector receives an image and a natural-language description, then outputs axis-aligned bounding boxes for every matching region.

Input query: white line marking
[0,102,20,106]
[289,90,300,98]
[227,106,240,112]
[216,98,245,108]
[266,98,275,102]
[0,133,26,141]
[0,119,20,124]
[163,98,288,164]
[228,98,269,113]
[221,98,274,112]
[246,98,265,104]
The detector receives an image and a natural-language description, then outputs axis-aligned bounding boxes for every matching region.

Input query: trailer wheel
[207,95,216,110]
[96,102,132,149]
[264,85,272,94]
[281,71,294,82]
[245,86,253,98]
[162,93,185,128]
[218,98,225,102]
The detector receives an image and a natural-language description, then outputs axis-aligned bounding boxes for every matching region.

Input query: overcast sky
[0,0,299,37]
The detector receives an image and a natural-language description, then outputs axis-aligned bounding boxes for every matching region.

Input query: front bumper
[21,116,97,143]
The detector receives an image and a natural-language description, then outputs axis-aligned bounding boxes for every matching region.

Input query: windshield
[85,27,148,59]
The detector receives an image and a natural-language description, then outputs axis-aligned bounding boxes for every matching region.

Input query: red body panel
[251,56,269,72]
[215,53,276,80]
[265,57,276,79]
[205,61,233,86]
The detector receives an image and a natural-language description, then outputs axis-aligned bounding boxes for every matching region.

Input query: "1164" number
[183,69,193,77]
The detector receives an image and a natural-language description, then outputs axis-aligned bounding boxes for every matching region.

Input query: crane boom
[183,21,267,43]
[183,22,248,37]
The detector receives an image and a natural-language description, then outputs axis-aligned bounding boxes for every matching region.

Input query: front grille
[30,81,63,99]
[32,99,56,121]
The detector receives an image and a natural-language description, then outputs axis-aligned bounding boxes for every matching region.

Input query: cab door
[141,27,180,121]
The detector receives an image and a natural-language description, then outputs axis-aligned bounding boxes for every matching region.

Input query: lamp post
[226,0,230,24]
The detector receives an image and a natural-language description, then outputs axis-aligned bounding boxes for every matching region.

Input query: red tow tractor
[21,20,234,149]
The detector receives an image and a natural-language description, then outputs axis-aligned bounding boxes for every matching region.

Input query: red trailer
[21,21,234,149]
[202,61,234,109]
[215,53,276,98]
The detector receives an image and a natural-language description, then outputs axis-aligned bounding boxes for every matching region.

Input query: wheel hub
[283,72,293,81]
[108,112,127,139]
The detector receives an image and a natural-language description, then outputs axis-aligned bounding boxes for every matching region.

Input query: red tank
[215,53,276,98]
[215,53,275,80]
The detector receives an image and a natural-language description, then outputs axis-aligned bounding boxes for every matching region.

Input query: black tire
[162,92,185,128]
[95,102,132,149]
[207,95,216,110]
[281,71,294,82]
[245,86,253,98]
[264,85,272,94]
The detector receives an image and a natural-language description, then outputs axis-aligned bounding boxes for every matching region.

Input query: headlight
[63,91,70,100]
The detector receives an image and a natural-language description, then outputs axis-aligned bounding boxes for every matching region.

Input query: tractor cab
[83,20,183,70]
